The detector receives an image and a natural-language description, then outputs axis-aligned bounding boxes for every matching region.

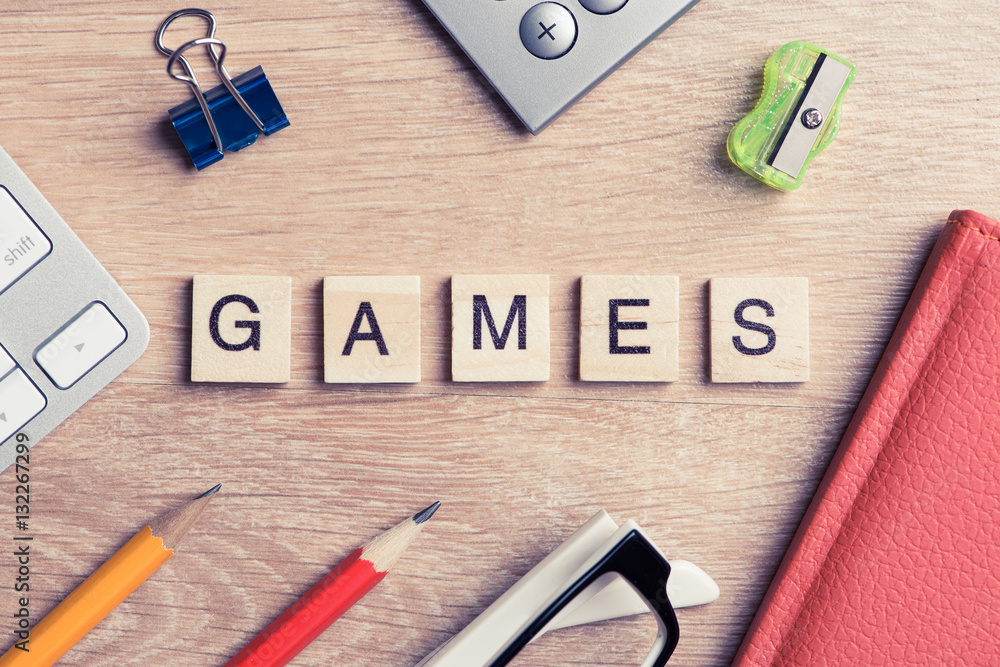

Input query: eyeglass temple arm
[488,530,680,667]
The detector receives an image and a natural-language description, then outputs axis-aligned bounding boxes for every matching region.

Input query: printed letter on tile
[191,275,292,383]
[452,275,549,382]
[580,275,679,382]
[324,276,421,383]
[710,277,809,383]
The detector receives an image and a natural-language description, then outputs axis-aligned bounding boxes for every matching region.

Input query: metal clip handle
[157,9,266,154]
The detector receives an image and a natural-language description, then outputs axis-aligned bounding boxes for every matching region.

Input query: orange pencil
[225,501,440,667]
[0,484,220,667]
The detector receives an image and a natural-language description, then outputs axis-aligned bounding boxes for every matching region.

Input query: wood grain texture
[0,1,998,665]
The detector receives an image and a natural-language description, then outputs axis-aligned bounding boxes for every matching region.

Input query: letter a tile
[580,275,679,382]
[191,275,292,383]
[452,275,549,382]
[324,276,421,383]
[710,277,809,383]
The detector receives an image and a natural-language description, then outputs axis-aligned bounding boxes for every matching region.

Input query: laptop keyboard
[0,145,148,471]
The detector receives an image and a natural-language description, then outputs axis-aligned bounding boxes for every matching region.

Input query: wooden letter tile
[710,277,809,383]
[191,275,292,383]
[580,275,679,382]
[324,276,421,383]
[451,275,549,382]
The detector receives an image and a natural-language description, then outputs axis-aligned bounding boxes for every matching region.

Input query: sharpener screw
[801,108,823,129]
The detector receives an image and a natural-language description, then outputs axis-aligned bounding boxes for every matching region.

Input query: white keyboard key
[0,187,52,295]
[35,302,128,390]
[0,371,46,442]
[0,345,14,379]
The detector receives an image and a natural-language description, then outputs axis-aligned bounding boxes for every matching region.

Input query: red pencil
[225,502,440,667]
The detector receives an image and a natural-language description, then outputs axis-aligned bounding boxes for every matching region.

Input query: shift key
[0,187,52,296]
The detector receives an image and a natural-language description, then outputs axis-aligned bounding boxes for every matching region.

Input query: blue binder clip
[156,9,289,170]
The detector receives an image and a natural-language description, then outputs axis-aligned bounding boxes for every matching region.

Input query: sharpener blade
[768,54,853,178]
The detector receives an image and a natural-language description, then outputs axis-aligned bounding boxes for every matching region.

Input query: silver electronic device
[419,0,702,133]
[0,145,149,472]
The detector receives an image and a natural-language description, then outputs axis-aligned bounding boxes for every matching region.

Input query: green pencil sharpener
[727,41,857,191]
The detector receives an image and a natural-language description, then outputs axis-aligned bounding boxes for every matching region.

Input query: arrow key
[0,344,14,380]
[35,302,128,390]
[0,371,45,442]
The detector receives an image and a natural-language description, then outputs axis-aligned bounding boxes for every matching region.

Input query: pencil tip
[151,484,222,549]
[196,483,222,499]
[412,501,441,525]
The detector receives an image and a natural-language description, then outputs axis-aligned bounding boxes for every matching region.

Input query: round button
[578,0,627,14]
[519,3,577,60]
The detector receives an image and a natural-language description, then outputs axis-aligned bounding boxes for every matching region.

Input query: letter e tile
[710,277,809,383]
[580,275,679,382]
[191,275,292,383]
[324,276,421,383]
[452,275,549,382]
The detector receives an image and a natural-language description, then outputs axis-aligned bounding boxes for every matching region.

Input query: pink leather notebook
[733,210,1000,666]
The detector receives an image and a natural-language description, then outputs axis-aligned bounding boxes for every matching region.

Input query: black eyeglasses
[489,528,680,667]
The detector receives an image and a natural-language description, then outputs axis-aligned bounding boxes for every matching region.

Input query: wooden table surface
[1,1,998,665]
